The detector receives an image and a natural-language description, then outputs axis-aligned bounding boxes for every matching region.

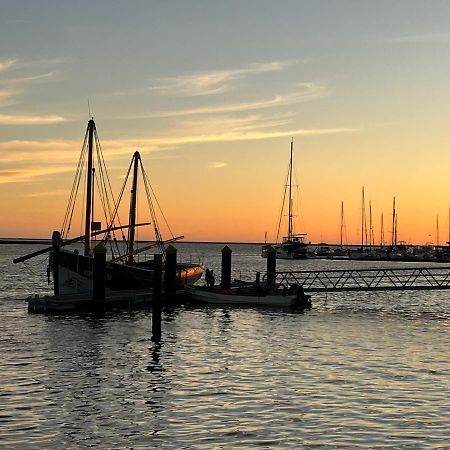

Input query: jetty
[265,266,450,293]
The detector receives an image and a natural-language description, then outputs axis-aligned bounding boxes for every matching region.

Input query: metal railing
[263,267,450,292]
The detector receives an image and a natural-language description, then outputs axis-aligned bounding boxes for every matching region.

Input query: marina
[2,2,450,448]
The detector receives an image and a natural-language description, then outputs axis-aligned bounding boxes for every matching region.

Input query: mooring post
[51,230,62,296]
[92,244,106,308]
[152,253,162,341]
[221,245,232,290]
[266,245,276,290]
[164,244,177,298]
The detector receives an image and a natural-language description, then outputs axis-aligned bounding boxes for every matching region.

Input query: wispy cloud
[150,60,298,97]
[23,189,68,197]
[0,166,73,184]
[0,89,19,106]
[0,114,66,125]
[0,57,65,124]
[0,59,17,72]
[208,161,228,169]
[387,33,450,44]
[0,126,356,163]
[133,82,328,119]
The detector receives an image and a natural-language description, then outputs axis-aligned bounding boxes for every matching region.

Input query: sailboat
[262,141,308,259]
[333,201,349,258]
[14,118,205,296]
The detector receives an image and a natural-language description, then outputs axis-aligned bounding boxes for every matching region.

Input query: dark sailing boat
[262,140,308,259]
[14,118,204,295]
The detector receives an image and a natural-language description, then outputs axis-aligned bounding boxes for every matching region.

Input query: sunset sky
[1,1,450,244]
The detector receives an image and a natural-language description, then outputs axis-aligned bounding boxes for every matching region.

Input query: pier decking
[265,267,450,293]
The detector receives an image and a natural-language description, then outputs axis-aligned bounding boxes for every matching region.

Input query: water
[1,243,449,448]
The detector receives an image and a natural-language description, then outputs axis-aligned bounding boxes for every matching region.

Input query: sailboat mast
[340,201,344,247]
[84,118,95,256]
[436,214,440,246]
[381,212,384,248]
[369,200,373,250]
[391,197,396,247]
[361,187,365,249]
[288,140,293,239]
[127,151,140,264]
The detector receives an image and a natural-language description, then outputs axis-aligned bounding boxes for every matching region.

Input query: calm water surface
[1,243,449,448]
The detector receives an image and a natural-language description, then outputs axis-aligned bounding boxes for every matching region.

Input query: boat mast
[127,151,140,264]
[369,200,373,250]
[84,118,95,256]
[361,187,365,250]
[288,140,293,240]
[340,201,344,248]
[391,196,396,247]
[380,212,384,248]
[436,214,440,246]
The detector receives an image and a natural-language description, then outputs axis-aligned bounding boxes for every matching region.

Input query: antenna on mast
[87,99,91,119]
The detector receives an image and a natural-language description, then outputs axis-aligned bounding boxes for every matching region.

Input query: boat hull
[184,285,310,307]
[56,249,205,295]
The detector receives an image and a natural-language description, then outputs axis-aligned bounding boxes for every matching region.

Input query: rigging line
[140,163,174,239]
[93,168,109,234]
[100,157,133,254]
[95,132,123,229]
[94,140,114,233]
[95,132,116,226]
[95,132,128,246]
[23,260,46,278]
[141,166,166,259]
[61,128,89,237]
[67,136,88,236]
[275,168,290,244]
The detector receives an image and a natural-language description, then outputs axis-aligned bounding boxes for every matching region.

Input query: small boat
[262,140,308,260]
[314,243,334,258]
[184,284,311,308]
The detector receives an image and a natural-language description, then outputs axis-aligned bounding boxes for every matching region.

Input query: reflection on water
[0,243,449,448]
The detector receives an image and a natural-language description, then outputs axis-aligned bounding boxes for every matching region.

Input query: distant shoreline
[0,238,267,246]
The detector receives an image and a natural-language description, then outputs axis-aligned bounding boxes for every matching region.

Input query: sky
[1,0,450,244]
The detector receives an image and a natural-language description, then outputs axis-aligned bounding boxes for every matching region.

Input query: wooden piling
[51,231,62,296]
[164,244,177,297]
[152,253,162,341]
[221,245,232,290]
[92,244,106,308]
[266,245,276,289]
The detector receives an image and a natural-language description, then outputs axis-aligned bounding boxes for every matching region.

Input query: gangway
[263,267,450,293]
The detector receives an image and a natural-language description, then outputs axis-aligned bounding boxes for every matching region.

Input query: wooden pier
[264,266,450,293]
[27,289,153,313]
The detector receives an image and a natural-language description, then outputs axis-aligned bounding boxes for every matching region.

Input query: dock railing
[263,267,450,293]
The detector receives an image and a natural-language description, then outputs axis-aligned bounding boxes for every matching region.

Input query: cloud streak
[208,161,228,169]
[0,58,66,125]
[0,59,17,72]
[134,82,328,119]
[0,125,356,164]
[150,60,298,97]
[387,33,450,43]
[0,166,73,184]
[0,124,356,183]
[0,114,66,125]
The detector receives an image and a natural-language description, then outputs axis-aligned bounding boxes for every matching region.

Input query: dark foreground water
[1,243,449,448]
